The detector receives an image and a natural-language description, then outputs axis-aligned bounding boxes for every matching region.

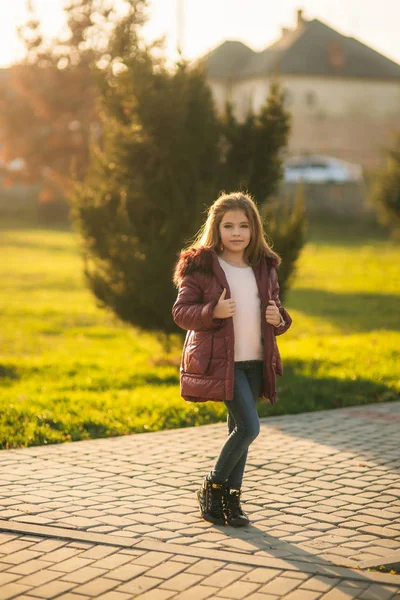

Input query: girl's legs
[226,361,263,489]
[210,360,263,488]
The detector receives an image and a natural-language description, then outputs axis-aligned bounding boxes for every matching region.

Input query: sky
[1,0,400,68]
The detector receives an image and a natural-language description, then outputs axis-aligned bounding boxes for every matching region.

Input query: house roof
[201,41,255,79]
[203,18,400,81]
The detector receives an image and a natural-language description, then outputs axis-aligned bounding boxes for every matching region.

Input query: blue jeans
[210,360,263,489]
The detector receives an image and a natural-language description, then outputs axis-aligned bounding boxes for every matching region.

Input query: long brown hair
[185,191,281,268]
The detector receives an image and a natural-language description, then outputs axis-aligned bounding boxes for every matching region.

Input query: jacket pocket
[183,330,214,375]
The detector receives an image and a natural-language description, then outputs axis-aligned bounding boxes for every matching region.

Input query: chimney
[296,9,305,27]
[281,27,290,36]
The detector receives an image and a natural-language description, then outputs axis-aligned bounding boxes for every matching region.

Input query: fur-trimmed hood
[173,245,280,288]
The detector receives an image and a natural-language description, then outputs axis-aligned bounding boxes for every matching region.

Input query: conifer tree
[218,79,291,202]
[370,133,400,239]
[70,52,221,335]
[217,78,304,304]
[71,60,304,337]
[261,182,307,302]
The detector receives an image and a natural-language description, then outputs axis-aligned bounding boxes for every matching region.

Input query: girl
[172,192,292,527]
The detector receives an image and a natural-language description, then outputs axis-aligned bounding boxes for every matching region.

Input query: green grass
[1,216,399,448]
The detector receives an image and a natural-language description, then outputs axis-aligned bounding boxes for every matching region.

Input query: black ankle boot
[196,474,226,526]
[223,487,250,527]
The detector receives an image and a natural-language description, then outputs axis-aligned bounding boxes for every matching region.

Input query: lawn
[0,216,399,448]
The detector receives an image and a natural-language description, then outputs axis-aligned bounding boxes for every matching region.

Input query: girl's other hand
[265,299,281,326]
[212,288,236,319]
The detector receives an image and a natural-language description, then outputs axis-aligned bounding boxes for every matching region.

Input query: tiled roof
[200,41,255,78]
[203,19,400,80]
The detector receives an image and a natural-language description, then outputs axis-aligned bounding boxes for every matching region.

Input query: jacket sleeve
[172,273,223,332]
[271,268,292,336]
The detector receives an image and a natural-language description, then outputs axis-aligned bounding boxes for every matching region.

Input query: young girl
[172,192,292,527]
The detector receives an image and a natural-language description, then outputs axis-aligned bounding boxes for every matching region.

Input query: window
[305,91,317,107]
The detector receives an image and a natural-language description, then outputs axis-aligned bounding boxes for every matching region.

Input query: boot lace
[224,489,244,518]
[207,482,225,519]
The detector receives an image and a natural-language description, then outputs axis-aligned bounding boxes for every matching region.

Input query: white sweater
[218,257,264,362]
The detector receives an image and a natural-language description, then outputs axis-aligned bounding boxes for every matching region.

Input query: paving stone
[284,572,311,581]
[336,582,370,598]
[72,576,119,597]
[128,589,178,600]
[130,551,173,567]
[218,538,263,553]
[352,515,394,526]
[300,576,341,592]
[308,523,335,531]
[103,561,149,582]
[1,403,400,598]
[215,580,261,598]
[7,557,52,576]
[78,546,120,560]
[47,557,95,573]
[159,571,206,592]
[173,585,221,600]
[111,574,160,594]
[0,582,33,599]
[357,526,400,538]
[284,590,321,600]
[329,547,358,558]
[242,567,282,583]
[48,594,91,600]
[323,585,365,599]
[28,579,78,598]
[91,553,134,570]
[258,575,300,595]
[0,540,34,554]
[40,547,83,563]
[18,568,64,587]
[197,568,243,588]
[28,539,68,552]
[89,526,118,534]
[165,555,199,565]
[243,594,281,600]
[1,549,43,564]
[374,539,400,549]
[95,592,132,600]
[145,559,188,579]
[359,584,400,600]
[186,559,226,575]
[62,566,109,584]
[143,530,184,541]
[0,571,20,585]
[226,564,253,573]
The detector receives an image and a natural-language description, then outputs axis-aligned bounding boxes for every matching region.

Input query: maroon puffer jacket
[172,246,292,404]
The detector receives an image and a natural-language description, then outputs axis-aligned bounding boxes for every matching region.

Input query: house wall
[208,75,400,166]
[262,75,400,118]
[209,80,229,114]
[209,77,271,119]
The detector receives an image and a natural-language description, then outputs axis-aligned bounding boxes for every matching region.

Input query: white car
[283,155,363,184]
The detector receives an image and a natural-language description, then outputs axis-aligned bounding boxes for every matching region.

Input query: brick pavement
[0,401,400,599]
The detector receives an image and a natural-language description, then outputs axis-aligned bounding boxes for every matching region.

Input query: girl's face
[219,209,251,254]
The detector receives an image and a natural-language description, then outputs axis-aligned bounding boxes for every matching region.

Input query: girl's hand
[212,288,236,319]
[265,300,281,326]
